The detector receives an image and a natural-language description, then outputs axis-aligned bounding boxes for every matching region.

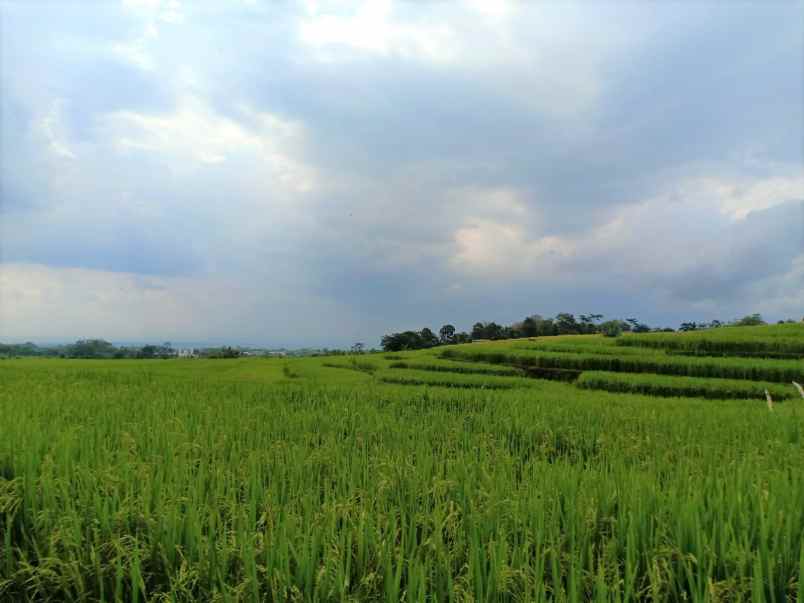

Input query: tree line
[380,314,645,351]
[379,313,799,352]
[0,339,181,359]
[1,314,800,358]
[0,340,246,359]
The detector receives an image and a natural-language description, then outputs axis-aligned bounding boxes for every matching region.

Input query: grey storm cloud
[1,0,802,345]
[659,201,804,304]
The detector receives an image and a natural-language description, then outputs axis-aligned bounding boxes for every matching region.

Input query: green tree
[454,332,471,344]
[67,339,117,359]
[419,328,439,348]
[520,317,537,337]
[555,313,579,335]
[734,313,765,327]
[438,324,456,345]
[381,331,425,352]
[626,318,651,333]
[600,320,623,338]
[471,322,486,340]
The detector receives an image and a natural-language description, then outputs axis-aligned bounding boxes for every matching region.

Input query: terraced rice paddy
[616,323,804,357]
[443,347,804,384]
[376,368,534,389]
[1,324,804,601]
[576,371,797,400]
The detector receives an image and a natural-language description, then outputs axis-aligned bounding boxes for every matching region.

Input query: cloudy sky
[1,0,802,347]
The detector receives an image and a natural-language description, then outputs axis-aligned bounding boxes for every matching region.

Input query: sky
[1,0,803,348]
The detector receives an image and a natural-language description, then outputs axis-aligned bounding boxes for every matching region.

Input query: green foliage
[471,321,507,340]
[65,338,118,358]
[3,323,804,600]
[554,312,580,334]
[323,357,379,374]
[419,327,439,348]
[734,313,766,327]
[380,330,429,351]
[135,342,175,359]
[443,345,804,383]
[518,341,648,356]
[382,328,467,351]
[205,345,242,358]
[388,358,524,377]
[578,371,796,400]
[625,318,650,333]
[381,312,649,348]
[618,323,804,357]
[376,368,534,389]
[515,314,558,337]
[0,360,803,600]
[438,324,456,344]
[600,320,623,338]
[0,342,56,357]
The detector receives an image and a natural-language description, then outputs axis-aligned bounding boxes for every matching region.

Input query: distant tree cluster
[66,339,119,358]
[378,312,802,351]
[1,340,237,359]
[380,327,471,352]
[204,346,242,359]
[0,342,57,357]
[679,314,775,331]
[380,313,652,351]
[0,339,128,359]
[56,339,178,359]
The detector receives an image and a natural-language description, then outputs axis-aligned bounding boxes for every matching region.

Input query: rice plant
[577,370,797,400]
[387,358,524,377]
[1,345,804,601]
[442,347,804,383]
[617,323,804,357]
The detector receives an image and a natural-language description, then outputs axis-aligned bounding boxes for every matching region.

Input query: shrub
[600,320,623,338]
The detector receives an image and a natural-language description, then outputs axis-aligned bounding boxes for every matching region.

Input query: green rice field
[2,324,804,601]
[616,323,804,357]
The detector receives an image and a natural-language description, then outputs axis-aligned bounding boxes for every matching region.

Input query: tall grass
[516,343,649,356]
[442,348,804,383]
[1,361,803,600]
[617,324,804,357]
[388,358,524,377]
[322,357,379,374]
[577,371,797,400]
[376,368,532,388]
